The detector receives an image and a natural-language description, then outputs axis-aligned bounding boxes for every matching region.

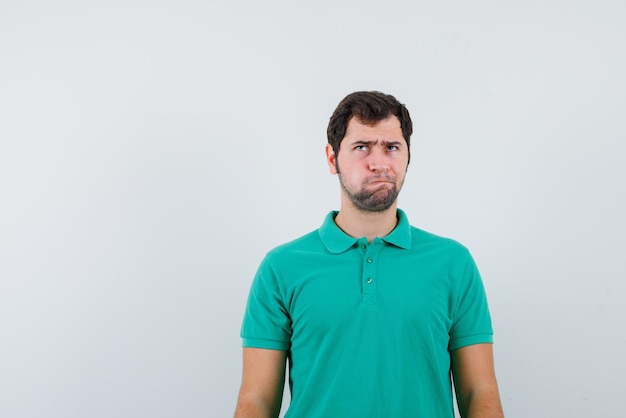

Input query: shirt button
[360,244,366,249]
[366,257,373,263]
[366,278,373,284]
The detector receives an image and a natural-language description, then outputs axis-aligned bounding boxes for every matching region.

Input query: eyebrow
[350,139,403,146]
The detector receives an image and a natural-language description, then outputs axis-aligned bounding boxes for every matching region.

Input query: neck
[334,201,399,243]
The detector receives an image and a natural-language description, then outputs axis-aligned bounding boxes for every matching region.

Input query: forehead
[344,115,404,141]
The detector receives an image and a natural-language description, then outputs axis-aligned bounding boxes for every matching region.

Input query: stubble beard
[338,172,402,213]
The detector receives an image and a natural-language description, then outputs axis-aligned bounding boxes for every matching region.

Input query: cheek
[393,158,409,173]
[339,168,364,187]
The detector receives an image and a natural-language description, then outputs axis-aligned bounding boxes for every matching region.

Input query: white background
[1,1,625,417]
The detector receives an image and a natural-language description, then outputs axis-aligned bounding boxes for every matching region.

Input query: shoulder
[409,225,471,257]
[394,209,470,259]
[264,228,325,263]
[253,228,329,290]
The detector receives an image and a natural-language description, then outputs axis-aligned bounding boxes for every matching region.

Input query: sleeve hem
[242,337,290,350]
[449,333,493,351]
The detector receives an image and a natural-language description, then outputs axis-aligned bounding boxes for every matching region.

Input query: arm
[451,343,504,418]
[234,347,287,418]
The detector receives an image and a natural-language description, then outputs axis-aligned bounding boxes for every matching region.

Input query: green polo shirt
[241,209,493,417]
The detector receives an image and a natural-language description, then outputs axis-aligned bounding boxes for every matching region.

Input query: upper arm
[451,343,503,418]
[235,347,287,418]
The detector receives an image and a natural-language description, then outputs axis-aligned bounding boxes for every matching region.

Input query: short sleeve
[448,251,493,350]
[240,255,292,350]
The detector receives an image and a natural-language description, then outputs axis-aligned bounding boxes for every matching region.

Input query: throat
[334,207,398,242]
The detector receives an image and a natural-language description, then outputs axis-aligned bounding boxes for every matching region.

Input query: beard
[338,173,402,212]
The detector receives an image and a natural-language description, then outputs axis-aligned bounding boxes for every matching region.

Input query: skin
[453,344,504,417]
[234,116,504,418]
[234,348,286,418]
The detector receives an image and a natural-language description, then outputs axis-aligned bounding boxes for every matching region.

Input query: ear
[325,144,338,175]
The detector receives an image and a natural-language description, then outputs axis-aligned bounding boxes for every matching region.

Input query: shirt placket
[360,239,380,306]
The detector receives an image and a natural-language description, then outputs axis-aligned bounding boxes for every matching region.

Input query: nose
[370,163,389,172]
[368,150,390,172]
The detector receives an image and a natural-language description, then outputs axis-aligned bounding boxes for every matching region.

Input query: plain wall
[1,1,625,417]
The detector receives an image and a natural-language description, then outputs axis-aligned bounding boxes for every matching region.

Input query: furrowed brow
[350,139,401,144]
[350,140,377,145]
[381,140,403,147]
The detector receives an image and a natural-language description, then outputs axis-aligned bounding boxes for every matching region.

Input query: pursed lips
[366,176,395,185]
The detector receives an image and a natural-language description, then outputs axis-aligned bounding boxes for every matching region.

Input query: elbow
[458,384,504,418]
[234,391,281,418]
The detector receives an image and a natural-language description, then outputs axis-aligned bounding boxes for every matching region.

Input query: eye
[386,145,399,151]
[355,145,369,151]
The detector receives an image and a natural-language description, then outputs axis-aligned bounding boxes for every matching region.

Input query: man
[235,91,504,417]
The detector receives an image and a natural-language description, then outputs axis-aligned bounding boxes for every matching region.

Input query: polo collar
[381,209,412,249]
[318,209,412,253]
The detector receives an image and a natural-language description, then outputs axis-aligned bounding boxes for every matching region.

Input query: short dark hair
[327,91,413,162]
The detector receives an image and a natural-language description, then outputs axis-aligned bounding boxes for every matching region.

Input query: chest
[285,250,457,344]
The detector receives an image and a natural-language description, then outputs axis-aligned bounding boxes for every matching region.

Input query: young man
[235,91,504,417]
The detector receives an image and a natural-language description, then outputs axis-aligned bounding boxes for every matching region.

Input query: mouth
[366,181,395,193]
[367,177,395,185]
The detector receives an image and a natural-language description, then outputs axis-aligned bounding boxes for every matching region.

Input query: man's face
[326,115,409,212]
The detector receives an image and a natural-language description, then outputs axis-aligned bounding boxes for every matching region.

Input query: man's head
[327,91,413,164]
[325,91,413,213]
